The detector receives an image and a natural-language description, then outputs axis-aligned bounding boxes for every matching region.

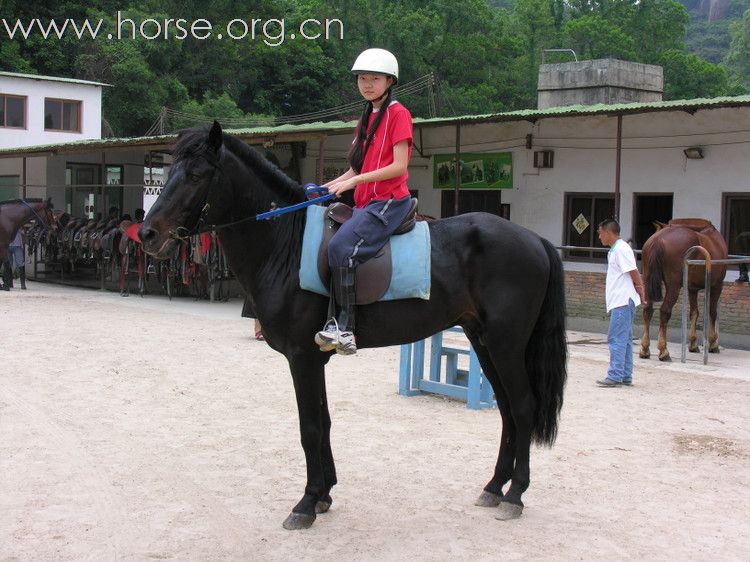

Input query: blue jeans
[8,246,24,270]
[607,299,635,383]
[328,196,413,268]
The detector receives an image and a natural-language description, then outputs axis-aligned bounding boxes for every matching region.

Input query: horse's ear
[208,120,223,152]
[45,197,53,208]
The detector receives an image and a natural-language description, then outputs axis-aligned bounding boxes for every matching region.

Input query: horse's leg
[316,381,337,514]
[687,288,700,353]
[482,336,534,520]
[468,341,513,508]
[283,355,329,530]
[708,283,722,353]
[639,302,654,358]
[657,287,680,361]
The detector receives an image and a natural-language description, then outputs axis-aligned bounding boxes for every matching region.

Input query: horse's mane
[174,126,306,204]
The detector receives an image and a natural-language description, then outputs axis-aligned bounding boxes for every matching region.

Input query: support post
[614,115,622,220]
[454,124,461,216]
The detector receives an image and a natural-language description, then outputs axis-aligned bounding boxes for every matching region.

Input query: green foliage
[726,9,750,90]
[564,15,637,60]
[660,49,730,98]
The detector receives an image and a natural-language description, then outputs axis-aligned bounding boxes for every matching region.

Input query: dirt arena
[1,283,748,561]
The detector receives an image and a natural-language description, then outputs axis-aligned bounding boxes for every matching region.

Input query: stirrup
[314,318,339,351]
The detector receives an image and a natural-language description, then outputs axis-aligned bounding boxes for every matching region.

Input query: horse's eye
[187,173,201,183]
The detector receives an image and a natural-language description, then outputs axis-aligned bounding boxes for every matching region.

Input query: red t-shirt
[353,101,413,208]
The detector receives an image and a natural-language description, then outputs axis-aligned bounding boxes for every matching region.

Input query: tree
[660,49,730,98]
[564,15,637,60]
[725,9,750,91]
[514,0,558,104]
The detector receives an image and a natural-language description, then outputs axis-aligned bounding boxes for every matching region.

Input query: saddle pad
[299,205,431,301]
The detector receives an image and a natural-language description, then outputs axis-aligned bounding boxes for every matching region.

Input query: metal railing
[557,244,750,366]
[681,250,750,365]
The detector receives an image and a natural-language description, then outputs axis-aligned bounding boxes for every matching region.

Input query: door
[441,190,503,217]
[65,164,100,218]
[633,194,673,250]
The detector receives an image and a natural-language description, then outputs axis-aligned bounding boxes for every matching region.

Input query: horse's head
[140,121,227,258]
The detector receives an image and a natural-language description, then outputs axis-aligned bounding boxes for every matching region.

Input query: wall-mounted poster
[433,152,513,189]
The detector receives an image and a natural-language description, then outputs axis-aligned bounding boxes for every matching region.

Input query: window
[0,175,20,200]
[44,98,81,131]
[724,194,750,258]
[441,190,505,218]
[564,193,615,260]
[0,94,26,128]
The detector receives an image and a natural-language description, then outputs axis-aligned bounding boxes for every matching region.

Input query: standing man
[8,229,26,290]
[597,218,647,387]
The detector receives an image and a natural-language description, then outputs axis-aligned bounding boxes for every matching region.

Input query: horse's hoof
[315,500,331,514]
[282,511,316,530]
[689,346,700,354]
[659,354,672,362]
[639,351,650,359]
[495,501,523,521]
[709,347,720,354]
[475,490,503,507]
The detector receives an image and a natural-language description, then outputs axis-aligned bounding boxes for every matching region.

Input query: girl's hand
[327,177,358,197]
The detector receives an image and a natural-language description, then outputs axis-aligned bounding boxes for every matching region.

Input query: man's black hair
[599,218,620,235]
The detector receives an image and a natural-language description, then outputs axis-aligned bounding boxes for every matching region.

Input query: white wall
[0,74,103,149]
[390,107,750,246]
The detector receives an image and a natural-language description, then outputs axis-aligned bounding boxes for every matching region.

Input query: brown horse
[639,218,728,361]
[0,198,54,288]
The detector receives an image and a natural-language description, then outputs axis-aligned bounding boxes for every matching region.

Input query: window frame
[722,192,750,261]
[44,97,82,133]
[562,192,615,262]
[0,93,27,129]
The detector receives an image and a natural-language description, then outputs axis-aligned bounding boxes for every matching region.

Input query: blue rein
[255,184,334,221]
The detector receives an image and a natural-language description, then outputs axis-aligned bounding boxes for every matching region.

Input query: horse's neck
[1,204,33,233]
[219,218,303,297]
[217,189,304,298]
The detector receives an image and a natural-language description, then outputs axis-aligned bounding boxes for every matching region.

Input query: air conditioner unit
[533,150,554,169]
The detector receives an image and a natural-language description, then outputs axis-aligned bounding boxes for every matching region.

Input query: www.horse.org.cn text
[1,13,345,47]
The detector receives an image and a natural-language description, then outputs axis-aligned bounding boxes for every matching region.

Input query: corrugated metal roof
[2,94,750,158]
[0,70,111,88]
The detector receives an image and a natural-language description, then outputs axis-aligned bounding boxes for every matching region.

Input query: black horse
[140,122,567,529]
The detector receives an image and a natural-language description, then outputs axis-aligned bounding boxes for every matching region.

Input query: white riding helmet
[351,48,399,83]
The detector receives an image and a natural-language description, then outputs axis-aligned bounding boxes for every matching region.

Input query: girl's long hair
[347,88,393,173]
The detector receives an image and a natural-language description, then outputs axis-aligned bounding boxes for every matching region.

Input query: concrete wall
[0,74,103,148]
[537,58,664,109]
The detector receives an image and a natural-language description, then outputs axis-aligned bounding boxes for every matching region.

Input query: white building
[0,71,107,150]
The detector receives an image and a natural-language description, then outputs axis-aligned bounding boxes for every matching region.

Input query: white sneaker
[314,319,339,352]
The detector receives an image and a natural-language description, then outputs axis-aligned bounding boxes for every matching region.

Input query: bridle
[20,199,52,233]
[167,143,226,241]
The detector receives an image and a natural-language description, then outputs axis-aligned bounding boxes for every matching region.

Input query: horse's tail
[526,238,568,446]
[644,240,664,302]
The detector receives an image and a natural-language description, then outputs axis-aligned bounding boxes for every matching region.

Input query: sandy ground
[1,282,749,561]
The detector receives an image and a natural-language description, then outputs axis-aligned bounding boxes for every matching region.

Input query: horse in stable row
[0,198,55,289]
[639,218,728,362]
